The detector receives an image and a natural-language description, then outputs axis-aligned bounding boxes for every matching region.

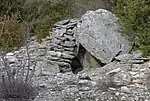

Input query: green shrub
[0,0,75,43]
[0,0,25,16]
[111,0,150,57]
[22,0,75,42]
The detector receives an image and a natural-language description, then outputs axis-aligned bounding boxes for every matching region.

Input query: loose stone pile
[79,52,150,101]
[32,52,150,101]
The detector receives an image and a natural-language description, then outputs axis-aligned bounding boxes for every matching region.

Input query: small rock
[79,87,91,91]
[106,68,121,75]
[131,50,143,58]
[64,47,74,51]
[47,56,60,61]
[47,51,62,57]
[64,34,75,41]
[77,73,91,80]
[56,36,67,41]
[6,52,17,63]
[56,61,70,67]
[61,53,74,59]
[53,38,62,45]
[38,48,46,56]
[6,52,14,56]
[121,86,130,93]
[79,80,89,84]
[132,79,143,84]
[148,61,150,67]
[58,59,72,63]
[63,51,74,55]
[54,19,70,26]
[128,59,144,64]
[129,71,137,75]
[115,54,132,61]
[109,87,117,91]
[63,41,76,47]
[112,72,132,86]
[132,74,140,78]
[116,92,120,96]
[54,48,64,52]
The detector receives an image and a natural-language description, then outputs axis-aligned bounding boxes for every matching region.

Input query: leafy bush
[111,0,150,56]
[0,14,26,51]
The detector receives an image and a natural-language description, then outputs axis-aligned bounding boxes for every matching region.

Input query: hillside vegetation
[111,0,150,56]
[0,0,149,56]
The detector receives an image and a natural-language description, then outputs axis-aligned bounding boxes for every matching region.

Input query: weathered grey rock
[75,9,131,63]
[64,48,74,52]
[64,34,76,41]
[106,68,121,75]
[61,53,74,59]
[63,51,74,55]
[66,31,74,35]
[36,62,59,76]
[115,54,132,61]
[50,43,63,49]
[57,28,67,36]
[37,48,47,56]
[54,19,70,26]
[120,86,130,93]
[67,25,76,29]
[47,56,60,61]
[6,52,18,63]
[47,51,62,57]
[53,38,62,45]
[128,59,144,64]
[54,48,64,52]
[55,36,67,41]
[83,51,102,70]
[112,72,132,86]
[63,41,76,47]
[59,58,72,63]
[131,50,143,58]
[77,72,91,80]
[33,72,79,101]
[80,87,91,91]
[81,62,117,81]
[56,61,70,67]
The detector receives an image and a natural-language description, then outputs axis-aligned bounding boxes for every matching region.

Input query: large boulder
[75,9,131,64]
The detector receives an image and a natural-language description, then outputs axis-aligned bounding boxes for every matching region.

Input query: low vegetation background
[110,0,150,57]
[0,0,149,55]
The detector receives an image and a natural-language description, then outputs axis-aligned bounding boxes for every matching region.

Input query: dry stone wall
[47,19,80,73]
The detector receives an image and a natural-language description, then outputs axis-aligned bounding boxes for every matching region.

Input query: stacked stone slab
[47,19,79,72]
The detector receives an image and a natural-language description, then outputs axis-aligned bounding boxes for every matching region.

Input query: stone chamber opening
[71,45,86,74]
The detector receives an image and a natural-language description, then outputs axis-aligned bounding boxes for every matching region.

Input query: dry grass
[0,14,26,51]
